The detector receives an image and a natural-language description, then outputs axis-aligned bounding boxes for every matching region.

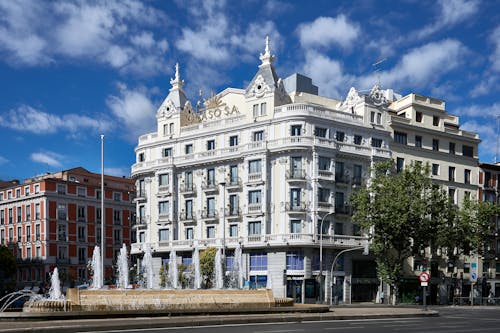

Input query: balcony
[134,191,147,202]
[246,203,263,216]
[247,173,263,184]
[286,169,306,182]
[157,213,172,224]
[202,181,219,193]
[132,217,148,229]
[201,209,218,222]
[225,207,242,219]
[158,185,171,195]
[226,177,242,191]
[335,174,349,184]
[318,170,333,179]
[56,258,70,264]
[318,201,332,211]
[180,183,196,196]
[335,204,352,215]
[352,177,363,186]
[179,211,196,224]
[285,202,307,214]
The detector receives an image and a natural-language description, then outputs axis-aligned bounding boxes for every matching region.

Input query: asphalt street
[72,307,500,333]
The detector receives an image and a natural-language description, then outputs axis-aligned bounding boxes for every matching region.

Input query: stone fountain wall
[66,289,275,312]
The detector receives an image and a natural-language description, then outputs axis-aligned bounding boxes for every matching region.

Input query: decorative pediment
[180,101,200,126]
[341,87,363,109]
[203,92,226,110]
[250,75,271,98]
[157,99,177,118]
[369,84,389,107]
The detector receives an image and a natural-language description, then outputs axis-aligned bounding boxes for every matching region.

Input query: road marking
[324,327,364,330]
[254,330,304,333]
[302,317,423,324]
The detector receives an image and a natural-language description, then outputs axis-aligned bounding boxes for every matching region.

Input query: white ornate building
[130,38,393,303]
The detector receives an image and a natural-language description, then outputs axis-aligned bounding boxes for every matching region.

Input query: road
[73,307,500,333]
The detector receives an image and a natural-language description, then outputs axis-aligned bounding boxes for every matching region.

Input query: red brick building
[0,167,135,289]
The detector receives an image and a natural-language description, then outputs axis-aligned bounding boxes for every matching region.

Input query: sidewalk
[0,307,437,333]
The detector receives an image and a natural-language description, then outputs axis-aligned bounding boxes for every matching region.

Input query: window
[96,207,102,223]
[206,226,215,239]
[354,135,362,145]
[170,123,174,135]
[229,165,238,184]
[138,153,145,162]
[376,113,382,124]
[248,190,261,204]
[318,188,330,202]
[314,127,327,138]
[57,204,66,220]
[57,184,66,194]
[113,229,121,245]
[78,187,86,197]
[464,169,471,184]
[25,187,30,196]
[229,224,238,237]
[249,159,261,174]
[290,156,302,176]
[77,206,86,221]
[138,231,145,243]
[26,205,31,221]
[432,164,439,176]
[396,157,404,173]
[159,201,170,216]
[185,200,193,219]
[353,164,362,185]
[290,188,301,208]
[17,227,21,242]
[248,221,261,235]
[15,189,20,197]
[113,210,121,224]
[335,192,345,211]
[36,246,41,259]
[0,230,4,244]
[0,210,3,225]
[253,131,264,141]
[206,197,216,216]
[286,251,304,270]
[416,111,423,122]
[290,220,301,233]
[463,145,474,157]
[433,116,440,126]
[17,207,21,222]
[394,131,407,145]
[185,144,193,154]
[370,111,375,123]
[335,222,344,235]
[449,188,456,204]
[229,194,239,215]
[34,184,39,194]
[57,224,67,241]
[318,156,330,171]
[8,208,12,224]
[335,161,345,182]
[159,174,169,187]
[207,168,215,186]
[335,131,345,142]
[449,167,455,182]
[249,252,267,270]
[252,104,259,118]
[291,125,302,136]
[449,142,456,155]
[207,140,215,151]
[78,247,86,263]
[371,138,382,148]
[35,224,40,241]
[159,229,169,241]
[7,191,11,199]
[260,102,267,116]
[229,135,238,146]
[415,135,422,148]
[78,226,86,242]
[432,139,439,151]
[162,147,172,157]
[8,228,13,242]
[185,171,193,188]
[185,227,193,240]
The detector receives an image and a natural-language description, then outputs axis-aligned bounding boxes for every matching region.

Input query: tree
[199,247,217,288]
[351,161,451,303]
[0,245,17,295]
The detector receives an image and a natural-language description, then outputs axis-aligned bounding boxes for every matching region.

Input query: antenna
[372,58,387,86]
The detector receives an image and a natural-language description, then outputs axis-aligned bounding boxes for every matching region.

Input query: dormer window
[138,153,145,162]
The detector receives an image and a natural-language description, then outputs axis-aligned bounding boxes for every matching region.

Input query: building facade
[0,167,135,290]
[131,39,392,303]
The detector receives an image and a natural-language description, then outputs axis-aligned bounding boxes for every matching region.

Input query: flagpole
[101,134,105,287]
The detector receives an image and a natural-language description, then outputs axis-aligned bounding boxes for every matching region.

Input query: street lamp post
[100,134,105,288]
[319,211,335,304]
[220,181,226,258]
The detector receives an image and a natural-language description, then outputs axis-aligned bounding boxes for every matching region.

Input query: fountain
[116,244,129,289]
[90,246,102,289]
[214,247,223,289]
[142,244,154,289]
[49,268,63,300]
[193,246,201,289]
[168,250,178,289]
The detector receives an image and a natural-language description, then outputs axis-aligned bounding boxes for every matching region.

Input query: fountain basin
[64,288,275,312]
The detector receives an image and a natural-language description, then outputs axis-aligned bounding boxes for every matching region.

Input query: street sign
[470,262,478,282]
[421,282,428,287]
[419,272,430,283]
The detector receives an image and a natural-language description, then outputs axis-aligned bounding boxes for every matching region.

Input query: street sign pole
[419,272,430,311]
[423,285,427,311]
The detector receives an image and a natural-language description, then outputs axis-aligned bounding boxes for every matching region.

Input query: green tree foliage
[0,245,17,295]
[351,160,500,303]
[199,247,217,288]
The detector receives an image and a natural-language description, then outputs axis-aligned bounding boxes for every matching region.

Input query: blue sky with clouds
[0,0,498,181]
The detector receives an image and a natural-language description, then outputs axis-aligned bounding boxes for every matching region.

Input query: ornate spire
[170,62,184,91]
[259,35,275,67]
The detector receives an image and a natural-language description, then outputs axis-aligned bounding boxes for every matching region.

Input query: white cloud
[416,0,479,39]
[0,0,169,75]
[0,105,113,135]
[454,102,500,118]
[461,120,497,162]
[0,156,8,165]
[30,151,64,168]
[302,51,354,99]
[358,39,467,91]
[106,84,157,141]
[263,0,293,14]
[297,15,360,50]
[104,167,130,178]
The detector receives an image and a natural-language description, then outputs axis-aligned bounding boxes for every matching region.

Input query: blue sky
[0,0,499,181]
